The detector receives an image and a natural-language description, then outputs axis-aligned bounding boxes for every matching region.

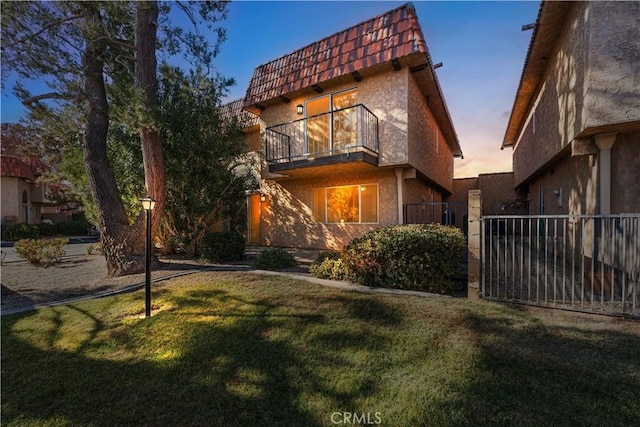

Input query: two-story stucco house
[241,3,462,249]
[1,124,46,226]
[1,123,80,227]
[502,0,640,216]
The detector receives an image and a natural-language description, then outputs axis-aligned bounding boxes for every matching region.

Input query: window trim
[312,183,379,224]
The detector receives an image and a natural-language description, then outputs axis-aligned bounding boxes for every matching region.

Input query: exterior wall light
[260,194,267,202]
[296,104,303,115]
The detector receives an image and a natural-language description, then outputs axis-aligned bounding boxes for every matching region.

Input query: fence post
[468,190,482,300]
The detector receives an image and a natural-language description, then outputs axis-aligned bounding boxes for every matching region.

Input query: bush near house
[199,231,245,263]
[14,238,68,266]
[309,251,350,280]
[56,220,91,236]
[254,248,297,270]
[343,224,465,293]
[36,222,57,237]
[2,223,40,241]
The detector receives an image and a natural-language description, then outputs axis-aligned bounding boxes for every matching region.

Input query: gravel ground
[0,254,226,313]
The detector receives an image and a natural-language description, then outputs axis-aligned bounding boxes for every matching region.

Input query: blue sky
[1,1,540,178]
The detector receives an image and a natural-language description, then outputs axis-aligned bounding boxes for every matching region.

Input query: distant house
[241,3,462,249]
[1,123,80,226]
[502,0,640,215]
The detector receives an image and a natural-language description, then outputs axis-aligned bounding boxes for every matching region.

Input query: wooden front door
[248,194,261,244]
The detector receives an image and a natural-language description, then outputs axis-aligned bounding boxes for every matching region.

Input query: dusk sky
[0,1,541,178]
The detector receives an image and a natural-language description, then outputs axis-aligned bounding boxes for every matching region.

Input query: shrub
[14,238,68,266]
[342,224,465,293]
[254,248,297,270]
[199,231,245,262]
[309,251,350,280]
[2,223,40,241]
[56,221,90,236]
[86,242,104,255]
[37,222,57,237]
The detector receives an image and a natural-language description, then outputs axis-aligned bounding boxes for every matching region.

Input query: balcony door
[332,89,357,152]
[306,96,331,157]
[305,89,357,157]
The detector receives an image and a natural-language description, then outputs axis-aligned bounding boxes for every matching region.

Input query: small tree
[159,67,257,256]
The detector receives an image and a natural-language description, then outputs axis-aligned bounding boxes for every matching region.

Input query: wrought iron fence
[481,214,640,317]
[404,202,468,233]
[265,104,378,163]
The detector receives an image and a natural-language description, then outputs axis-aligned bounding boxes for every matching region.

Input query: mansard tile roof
[243,3,428,109]
[219,98,261,129]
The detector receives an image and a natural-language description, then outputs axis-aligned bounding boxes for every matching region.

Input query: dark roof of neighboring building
[243,2,462,157]
[502,1,574,148]
[219,98,261,130]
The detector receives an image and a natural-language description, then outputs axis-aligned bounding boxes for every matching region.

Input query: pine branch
[4,13,89,49]
[22,92,80,106]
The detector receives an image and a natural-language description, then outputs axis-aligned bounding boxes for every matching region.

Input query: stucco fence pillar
[467,190,482,300]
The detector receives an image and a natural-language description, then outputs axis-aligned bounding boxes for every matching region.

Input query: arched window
[22,190,29,223]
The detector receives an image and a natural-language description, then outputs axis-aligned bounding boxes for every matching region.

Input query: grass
[2,272,639,426]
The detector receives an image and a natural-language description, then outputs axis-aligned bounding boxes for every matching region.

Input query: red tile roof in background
[244,3,428,108]
[1,156,38,181]
[1,123,47,181]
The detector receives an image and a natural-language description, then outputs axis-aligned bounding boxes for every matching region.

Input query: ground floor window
[312,184,378,223]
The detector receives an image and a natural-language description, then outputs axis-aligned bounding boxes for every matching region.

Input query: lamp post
[140,195,156,317]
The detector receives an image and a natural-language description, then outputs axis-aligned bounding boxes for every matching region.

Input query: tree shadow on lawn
[1,286,399,426]
[442,305,640,426]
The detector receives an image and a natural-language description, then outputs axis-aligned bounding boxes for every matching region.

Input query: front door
[248,194,261,244]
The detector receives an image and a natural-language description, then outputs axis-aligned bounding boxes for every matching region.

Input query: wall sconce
[296,104,303,115]
[260,194,267,202]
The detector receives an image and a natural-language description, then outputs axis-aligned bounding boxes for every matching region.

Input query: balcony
[265,104,379,173]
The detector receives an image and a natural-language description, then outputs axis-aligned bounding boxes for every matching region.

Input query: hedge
[199,231,245,263]
[342,224,465,293]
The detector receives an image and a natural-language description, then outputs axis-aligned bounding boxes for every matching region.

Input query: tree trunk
[82,5,145,276]
[135,1,165,235]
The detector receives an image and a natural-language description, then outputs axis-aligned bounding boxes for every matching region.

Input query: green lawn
[2,272,639,426]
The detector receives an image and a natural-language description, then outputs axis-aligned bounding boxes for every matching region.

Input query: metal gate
[404,202,468,232]
[481,214,640,317]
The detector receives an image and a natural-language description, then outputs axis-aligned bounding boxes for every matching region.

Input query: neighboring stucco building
[1,155,44,226]
[241,3,462,249]
[502,0,640,215]
[1,123,80,226]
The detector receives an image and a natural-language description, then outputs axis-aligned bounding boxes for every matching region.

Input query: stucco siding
[611,132,640,213]
[407,74,453,192]
[477,173,527,216]
[526,153,597,216]
[585,1,640,129]
[1,177,20,224]
[260,169,397,249]
[403,177,442,205]
[261,170,398,249]
[513,2,589,186]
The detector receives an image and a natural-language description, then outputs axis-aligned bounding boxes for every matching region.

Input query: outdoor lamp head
[140,196,156,211]
[296,104,303,115]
